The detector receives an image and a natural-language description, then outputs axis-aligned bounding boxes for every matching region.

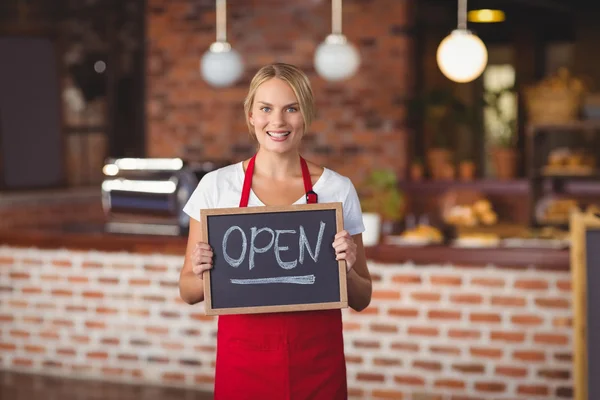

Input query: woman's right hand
[191,242,213,279]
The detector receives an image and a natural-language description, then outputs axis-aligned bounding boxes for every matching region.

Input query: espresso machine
[101,158,225,236]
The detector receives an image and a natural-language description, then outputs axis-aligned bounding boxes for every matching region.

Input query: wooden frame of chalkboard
[571,209,600,400]
[200,203,347,315]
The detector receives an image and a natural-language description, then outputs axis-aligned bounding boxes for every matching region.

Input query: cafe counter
[0,226,574,399]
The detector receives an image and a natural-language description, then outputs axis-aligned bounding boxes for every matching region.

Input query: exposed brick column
[146,0,414,184]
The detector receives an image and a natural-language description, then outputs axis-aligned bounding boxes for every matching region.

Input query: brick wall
[146,0,414,184]
[0,247,574,399]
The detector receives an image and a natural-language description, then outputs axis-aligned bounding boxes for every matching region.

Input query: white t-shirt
[182,162,365,236]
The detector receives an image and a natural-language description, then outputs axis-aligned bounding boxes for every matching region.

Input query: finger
[192,263,213,276]
[195,242,212,251]
[197,254,213,265]
[334,230,350,240]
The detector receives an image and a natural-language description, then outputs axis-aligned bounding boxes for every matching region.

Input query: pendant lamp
[314,0,360,82]
[200,0,243,87]
[436,0,488,83]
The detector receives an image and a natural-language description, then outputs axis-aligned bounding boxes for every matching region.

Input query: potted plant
[411,88,473,180]
[360,169,405,246]
[458,156,476,181]
[410,158,424,181]
[483,87,519,180]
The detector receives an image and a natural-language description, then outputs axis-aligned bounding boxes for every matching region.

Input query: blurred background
[2,0,600,399]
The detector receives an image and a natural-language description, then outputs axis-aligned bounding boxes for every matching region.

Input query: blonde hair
[243,63,315,139]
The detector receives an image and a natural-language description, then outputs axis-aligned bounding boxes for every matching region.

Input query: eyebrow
[257,101,299,108]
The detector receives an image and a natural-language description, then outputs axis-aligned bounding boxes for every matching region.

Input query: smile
[267,131,291,138]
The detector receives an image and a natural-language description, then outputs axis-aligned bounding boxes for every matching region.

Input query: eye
[260,106,271,112]
[286,107,298,112]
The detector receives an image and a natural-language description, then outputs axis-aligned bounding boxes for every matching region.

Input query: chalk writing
[221,221,326,272]
[222,226,247,267]
[231,275,316,285]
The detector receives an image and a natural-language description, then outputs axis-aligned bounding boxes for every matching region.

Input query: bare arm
[333,231,372,311]
[179,218,213,305]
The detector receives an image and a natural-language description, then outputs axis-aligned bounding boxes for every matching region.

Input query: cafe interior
[2,0,600,399]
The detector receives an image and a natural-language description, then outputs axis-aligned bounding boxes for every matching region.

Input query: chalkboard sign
[571,210,600,400]
[200,203,347,315]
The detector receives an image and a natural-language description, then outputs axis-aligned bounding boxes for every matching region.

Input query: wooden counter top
[0,225,569,270]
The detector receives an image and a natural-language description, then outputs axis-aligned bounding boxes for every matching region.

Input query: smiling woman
[178,62,373,399]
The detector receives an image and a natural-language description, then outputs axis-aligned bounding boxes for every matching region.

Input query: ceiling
[417,0,592,43]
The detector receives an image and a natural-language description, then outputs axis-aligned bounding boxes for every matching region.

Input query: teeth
[267,131,291,138]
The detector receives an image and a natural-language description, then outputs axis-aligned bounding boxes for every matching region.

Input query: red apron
[213,155,348,400]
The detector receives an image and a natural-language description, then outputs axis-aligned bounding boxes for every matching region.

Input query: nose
[270,110,286,127]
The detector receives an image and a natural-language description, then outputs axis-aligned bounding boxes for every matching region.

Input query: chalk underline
[230,275,316,285]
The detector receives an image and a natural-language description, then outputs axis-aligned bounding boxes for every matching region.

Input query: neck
[253,149,302,180]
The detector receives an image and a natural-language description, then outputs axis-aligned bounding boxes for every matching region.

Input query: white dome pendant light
[200,0,243,87]
[436,0,488,83]
[314,0,360,82]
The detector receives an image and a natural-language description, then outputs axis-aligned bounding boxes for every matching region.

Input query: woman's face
[249,78,305,154]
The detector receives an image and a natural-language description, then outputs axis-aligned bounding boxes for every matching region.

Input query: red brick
[517,385,549,395]
[388,308,419,317]
[372,289,401,300]
[162,372,185,382]
[556,280,571,291]
[390,342,419,352]
[413,360,442,371]
[474,381,506,393]
[470,347,503,359]
[513,350,546,362]
[429,345,461,355]
[534,297,570,308]
[357,373,385,382]
[353,340,380,349]
[448,329,481,340]
[449,293,483,304]
[452,363,485,374]
[391,274,421,284]
[490,331,526,343]
[373,357,402,366]
[491,295,526,307]
[410,292,441,302]
[495,366,527,377]
[372,390,404,399]
[470,313,502,323]
[434,379,465,389]
[428,310,461,320]
[470,277,505,287]
[430,275,462,286]
[9,272,30,279]
[0,343,17,351]
[68,276,89,284]
[144,264,168,272]
[534,333,569,345]
[393,375,425,385]
[511,314,544,325]
[553,316,572,327]
[408,326,439,337]
[129,278,151,286]
[370,323,398,333]
[514,279,548,290]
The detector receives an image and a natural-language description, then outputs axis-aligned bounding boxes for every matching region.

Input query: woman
[179,63,372,399]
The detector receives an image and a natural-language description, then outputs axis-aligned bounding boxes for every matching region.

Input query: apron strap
[300,157,317,204]
[239,155,256,208]
[239,155,317,208]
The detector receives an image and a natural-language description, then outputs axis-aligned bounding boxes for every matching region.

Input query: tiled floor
[0,370,213,400]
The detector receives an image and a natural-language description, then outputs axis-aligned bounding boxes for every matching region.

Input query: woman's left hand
[332,230,357,272]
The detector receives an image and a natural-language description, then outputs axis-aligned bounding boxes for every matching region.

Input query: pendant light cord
[457,0,467,30]
[216,0,227,42]
[332,0,342,35]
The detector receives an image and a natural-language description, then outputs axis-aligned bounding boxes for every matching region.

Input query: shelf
[527,120,600,135]
[532,173,600,181]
